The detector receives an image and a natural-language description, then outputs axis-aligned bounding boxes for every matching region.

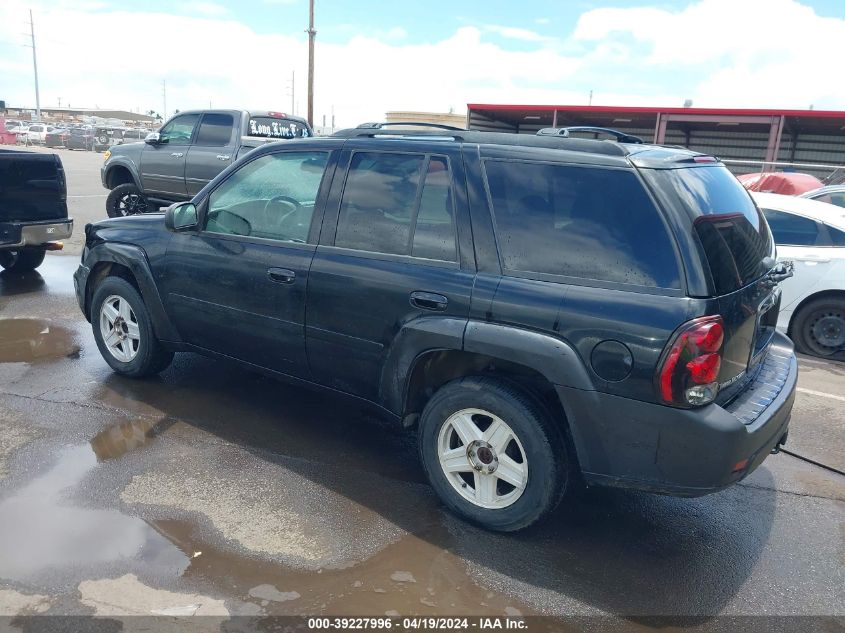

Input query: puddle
[0,438,187,585]
[0,319,79,363]
[90,417,172,461]
[152,519,536,617]
[0,254,76,297]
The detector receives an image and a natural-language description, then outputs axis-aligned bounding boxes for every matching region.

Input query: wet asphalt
[0,148,843,628]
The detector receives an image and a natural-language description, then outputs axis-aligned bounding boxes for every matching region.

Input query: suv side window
[761,209,822,246]
[205,151,328,243]
[335,152,457,261]
[485,161,680,289]
[195,113,234,146]
[158,114,200,144]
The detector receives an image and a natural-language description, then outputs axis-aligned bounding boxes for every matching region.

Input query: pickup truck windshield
[248,117,311,139]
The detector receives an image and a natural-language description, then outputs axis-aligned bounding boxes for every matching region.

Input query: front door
[162,147,337,378]
[141,113,199,199]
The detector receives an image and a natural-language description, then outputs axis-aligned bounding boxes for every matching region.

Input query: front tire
[91,276,173,377]
[106,183,148,218]
[792,297,845,358]
[418,377,568,532]
[0,249,46,272]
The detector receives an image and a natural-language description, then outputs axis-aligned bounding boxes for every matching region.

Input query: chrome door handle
[216,154,230,161]
[170,152,184,158]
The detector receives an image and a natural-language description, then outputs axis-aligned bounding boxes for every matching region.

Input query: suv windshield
[644,165,773,295]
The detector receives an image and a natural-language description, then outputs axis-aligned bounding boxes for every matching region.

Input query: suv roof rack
[355,121,465,132]
[537,126,645,144]
[331,123,635,158]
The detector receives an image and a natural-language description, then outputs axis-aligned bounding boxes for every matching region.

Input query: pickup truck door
[185,112,237,197]
[161,145,339,378]
[140,113,199,199]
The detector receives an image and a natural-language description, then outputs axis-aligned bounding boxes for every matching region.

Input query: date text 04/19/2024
[307,617,527,630]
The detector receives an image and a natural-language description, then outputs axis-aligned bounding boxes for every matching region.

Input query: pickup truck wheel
[793,297,845,357]
[91,277,173,377]
[0,249,46,272]
[418,377,567,532]
[107,183,148,218]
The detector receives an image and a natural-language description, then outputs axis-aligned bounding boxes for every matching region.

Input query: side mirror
[145,132,161,145]
[165,202,198,231]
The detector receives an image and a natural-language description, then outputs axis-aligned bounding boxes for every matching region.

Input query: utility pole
[162,80,167,120]
[286,71,295,115]
[306,0,315,127]
[27,10,41,120]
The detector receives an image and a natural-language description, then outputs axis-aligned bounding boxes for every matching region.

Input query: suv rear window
[644,166,773,295]
[248,117,311,139]
[484,161,680,289]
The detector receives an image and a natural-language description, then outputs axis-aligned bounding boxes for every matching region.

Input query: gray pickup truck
[0,149,72,272]
[101,110,313,217]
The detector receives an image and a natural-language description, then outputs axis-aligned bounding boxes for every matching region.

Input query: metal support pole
[306,0,316,127]
[29,10,41,120]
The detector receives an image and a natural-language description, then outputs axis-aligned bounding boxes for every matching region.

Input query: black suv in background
[74,124,797,531]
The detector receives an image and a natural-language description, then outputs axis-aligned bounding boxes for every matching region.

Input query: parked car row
[5,121,152,151]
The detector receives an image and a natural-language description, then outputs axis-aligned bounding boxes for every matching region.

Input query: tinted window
[829,192,845,209]
[248,117,311,139]
[827,225,845,246]
[335,152,457,261]
[159,114,200,144]
[412,157,456,261]
[485,161,680,288]
[196,113,234,146]
[644,166,773,294]
[206,151,328,243]
[761,209,821,246]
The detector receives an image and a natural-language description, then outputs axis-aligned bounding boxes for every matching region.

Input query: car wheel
[91,276,173,377]
[792,297,845,358]
[418,376,568,532]
[0,249,46,272]
[106,183,148,218]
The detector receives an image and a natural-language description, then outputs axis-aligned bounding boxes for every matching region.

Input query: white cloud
[1,0,843,129]
[573,0,845,109]
[483,24,552,42]
[178,1,229,17]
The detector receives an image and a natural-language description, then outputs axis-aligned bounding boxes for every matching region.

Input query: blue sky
[1,0,844,125]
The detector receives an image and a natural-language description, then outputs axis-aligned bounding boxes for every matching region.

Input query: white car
[752,192,845,358]
[24,124,54,144]
[799,185,845,210]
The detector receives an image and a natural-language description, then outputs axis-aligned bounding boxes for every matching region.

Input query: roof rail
[537,126,644,144]
[356,121,465,132]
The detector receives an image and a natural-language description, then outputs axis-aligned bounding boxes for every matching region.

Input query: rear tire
[418,376,568,532]
[792,297,845,358]
[91,276,173,377]
[0,249,46,272]
[106,183,148,218]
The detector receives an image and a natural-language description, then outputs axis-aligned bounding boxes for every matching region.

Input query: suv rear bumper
[558,332,797,496]
[0,219,73,249]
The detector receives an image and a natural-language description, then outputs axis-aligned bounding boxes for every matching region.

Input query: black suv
[74,124,797,531]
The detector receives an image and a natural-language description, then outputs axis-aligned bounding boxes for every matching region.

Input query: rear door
[305,141,474,403]
[185,112,237,196]
[643,165,778,395]
[140,113,199,199]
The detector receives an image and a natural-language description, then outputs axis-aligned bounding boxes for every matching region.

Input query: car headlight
[103,150,111,161]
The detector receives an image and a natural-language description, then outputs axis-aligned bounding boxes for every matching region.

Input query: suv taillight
[657,316,724,407]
